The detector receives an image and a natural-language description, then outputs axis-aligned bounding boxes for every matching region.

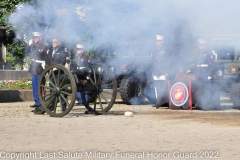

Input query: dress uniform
[152,35,175,108]
[26,32,48,108]
[152,35,174,80]
[194,39,215,80]
[194,39,220,110]
[71,44,91,105]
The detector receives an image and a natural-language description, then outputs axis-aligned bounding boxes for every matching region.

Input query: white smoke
[9,0,240,48]
[8,0,240,108]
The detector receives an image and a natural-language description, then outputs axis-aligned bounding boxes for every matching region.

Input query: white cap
[156,35,164,41]
[76,44,84,49]
[32,32,42,37]
[198,39,206,44]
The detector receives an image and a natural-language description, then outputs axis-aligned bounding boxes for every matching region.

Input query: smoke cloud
[8,0,240,108]
[9,0,240,48]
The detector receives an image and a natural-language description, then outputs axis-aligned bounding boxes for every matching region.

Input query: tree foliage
[0,0,28,26]
[0,0,30,45]
[6,39,27,68]
[0,0,39,69]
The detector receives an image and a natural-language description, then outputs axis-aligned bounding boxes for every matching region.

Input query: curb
[0,90,121,103]
[0,90,33,103]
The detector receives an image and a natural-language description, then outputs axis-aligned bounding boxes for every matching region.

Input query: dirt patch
[137,108,240,127]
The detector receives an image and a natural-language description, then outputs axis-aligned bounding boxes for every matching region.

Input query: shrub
[0,77,32,90]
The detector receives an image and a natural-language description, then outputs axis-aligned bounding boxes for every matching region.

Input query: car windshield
[212,44,235,60]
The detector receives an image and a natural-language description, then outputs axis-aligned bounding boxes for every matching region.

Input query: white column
[2,43,6,63]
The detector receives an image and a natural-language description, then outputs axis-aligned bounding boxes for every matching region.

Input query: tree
[0,0,31,44]
[0,0,37,69]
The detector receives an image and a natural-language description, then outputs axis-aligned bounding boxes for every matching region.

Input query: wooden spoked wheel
[85,63,117,113]
[38,64,76,117]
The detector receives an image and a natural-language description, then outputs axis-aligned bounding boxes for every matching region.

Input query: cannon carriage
[37,63,117,117]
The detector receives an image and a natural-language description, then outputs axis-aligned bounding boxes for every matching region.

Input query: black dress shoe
[30,105,40,108]
[32,106,45,114]
[152,104,161,109]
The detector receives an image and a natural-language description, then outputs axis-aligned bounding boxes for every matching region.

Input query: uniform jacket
[71,54,91,70]
[26,43,48,75]
[194,48,215,77]
[45,47,67,67]
[70,54,91,79]
[195,49,214,65]
[152,44,175,77]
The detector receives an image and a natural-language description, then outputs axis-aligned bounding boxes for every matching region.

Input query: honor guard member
[26,32,48,108]
[193,39,219,110]
[71,44,90,105]
[194,39,215,80]
[152,35,174,80]
[152,35,175,108]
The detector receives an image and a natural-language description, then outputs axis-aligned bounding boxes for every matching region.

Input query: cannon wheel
[85,63,117,113]
[38,64,77,117]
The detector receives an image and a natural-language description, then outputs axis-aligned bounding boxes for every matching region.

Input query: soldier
[152,35,175,80]
[152,35,175,108]
[193,39,219,110]
[194,39,215,80]
[26,32,48,108]
[71,44,90,105]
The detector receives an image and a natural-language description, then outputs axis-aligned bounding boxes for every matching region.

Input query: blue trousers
[77,92,88,104]
[31,75,41,106]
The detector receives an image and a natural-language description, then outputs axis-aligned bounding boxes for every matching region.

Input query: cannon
[37,63,117,117]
